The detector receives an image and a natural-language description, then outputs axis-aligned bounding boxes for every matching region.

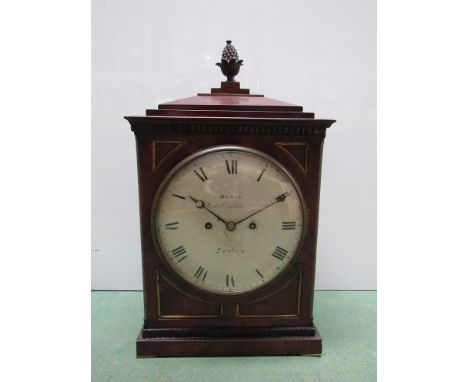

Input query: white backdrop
[91,0,376,290]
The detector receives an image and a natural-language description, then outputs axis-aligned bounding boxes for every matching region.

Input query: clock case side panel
[133,134,158,324]
[268,137,326,324]
[133,134,227,328]
[131,126,327,330]
[299,138,326,322]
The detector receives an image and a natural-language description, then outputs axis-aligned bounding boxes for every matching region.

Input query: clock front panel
[152,146,305,295]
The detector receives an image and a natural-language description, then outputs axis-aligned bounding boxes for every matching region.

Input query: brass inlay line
[296,270,302,315]
[155,272,223,319]
[275,142,309,175]
[151,140,184,172]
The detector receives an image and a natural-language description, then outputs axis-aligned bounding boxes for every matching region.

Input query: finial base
[211,81,250,95]
[215,59,243,82]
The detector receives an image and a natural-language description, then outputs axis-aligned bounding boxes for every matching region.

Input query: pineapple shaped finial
[216,40,243,82]
[221,40,239,62]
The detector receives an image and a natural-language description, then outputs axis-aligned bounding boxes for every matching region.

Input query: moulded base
[136,326,322,357]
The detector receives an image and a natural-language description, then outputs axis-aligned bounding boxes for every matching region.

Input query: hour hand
[189,195,205,209]
[188,195,227,224]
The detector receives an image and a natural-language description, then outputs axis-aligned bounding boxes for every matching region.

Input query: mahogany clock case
[150,145,308,297]
[125,88,335,356]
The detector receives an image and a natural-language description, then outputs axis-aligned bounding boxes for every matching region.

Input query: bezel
[150,145,308,297]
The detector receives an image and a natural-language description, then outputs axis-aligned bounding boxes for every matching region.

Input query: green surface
[92,291,376,382]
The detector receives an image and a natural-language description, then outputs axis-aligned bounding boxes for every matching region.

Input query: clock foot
[136,326,322,357]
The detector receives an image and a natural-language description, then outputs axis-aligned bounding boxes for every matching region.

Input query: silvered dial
[153,146,305,294]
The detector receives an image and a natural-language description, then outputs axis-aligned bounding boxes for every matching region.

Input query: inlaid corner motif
[235,270,303,318]
[151,141,185,172]
[275,143,309,175]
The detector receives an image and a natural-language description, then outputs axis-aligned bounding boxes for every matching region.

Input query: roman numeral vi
[225,274,235,287]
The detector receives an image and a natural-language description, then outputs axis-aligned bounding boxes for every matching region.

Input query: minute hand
[234,192,289,225]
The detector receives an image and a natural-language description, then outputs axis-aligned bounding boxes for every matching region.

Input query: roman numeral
[193,167,208,182]
[171,245,188,262]
[172,193,186,200]
[256,168,266,182]
[171,245,186,257]
[272,246,288,261]
[225,160,237,175]
[282,221,296,230]
[225,274,235,287]
[164,222,179,230]
[194,266,208,281]
[275,192,289,202]
[256,269,264,279]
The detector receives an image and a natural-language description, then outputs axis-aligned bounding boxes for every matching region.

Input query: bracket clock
[125,41,335,357]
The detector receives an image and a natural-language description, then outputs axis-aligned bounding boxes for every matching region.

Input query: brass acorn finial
[216,40,243,82]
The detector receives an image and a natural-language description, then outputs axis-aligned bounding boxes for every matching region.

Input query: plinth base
[136,326,322,357]
[210,81,250,95]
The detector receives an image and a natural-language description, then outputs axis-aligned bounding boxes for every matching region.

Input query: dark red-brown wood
[137,327,322,357]
[125,82,335,357]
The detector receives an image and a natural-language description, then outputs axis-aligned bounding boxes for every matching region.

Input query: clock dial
[153,147,305,294]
